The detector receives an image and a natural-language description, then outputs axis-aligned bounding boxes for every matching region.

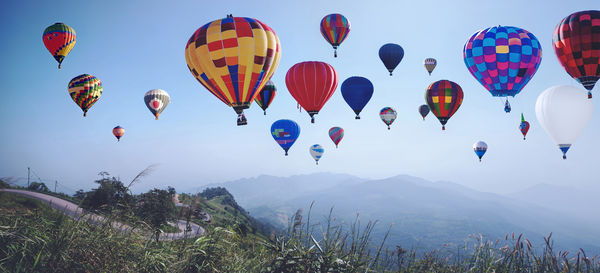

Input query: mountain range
[202,173,600,254]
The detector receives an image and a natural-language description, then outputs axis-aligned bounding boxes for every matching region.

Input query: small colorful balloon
[286,61,338,123]
[271,119,300,156]
[68,74,102,117]
[43,23,76,69]
[320,13,350,57]
[380,107,397,130]
[255,80,277,115]
[309,144,324,165]
[473,141,488,162]
[113,126,125,142]
[519,113,530,140]
[425,80,464,130]
[144,89,170,120]
[424,58,437,75]
[328,127,344,148]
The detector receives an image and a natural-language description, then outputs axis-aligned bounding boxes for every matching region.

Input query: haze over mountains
[203,173,600,254]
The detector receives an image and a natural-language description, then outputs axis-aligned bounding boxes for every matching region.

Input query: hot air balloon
[144,89,170,120]
[43,23,76,69]
[519,113,530,140]
[379,44,404,76]
[380,107,397,130]
[464,26,542,111]
[328,127,344,148]
[309,144,324,165]
[424,58,437,75]
[535,85,593,159]
[341,76,374,119]
[418,104,430,120]
[185,15,281,126]
[255,80,276,115]
[553,10,600,99]
[473,141,488,162]
[320,14,350,57]
[504,100,511,113]
[68,74,102,117]
[271,119,300,156]
[113,126,125,142]
[286,61,338,123]
[425,80,463,130]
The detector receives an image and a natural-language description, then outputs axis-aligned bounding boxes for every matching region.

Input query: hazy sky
[1,0,598,194]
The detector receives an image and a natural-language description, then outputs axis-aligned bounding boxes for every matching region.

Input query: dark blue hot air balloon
[379,43,404,76]
[271,119,300,156]
[341,76,374,119]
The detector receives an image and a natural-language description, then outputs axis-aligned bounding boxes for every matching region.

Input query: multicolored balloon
[144,89,170,120]
[341,76,374,119]
[320,14,350,57]
[185,15,281,126]
[43,23,76,69]
[286,61,338,123]
[113,126,125,142]
[425,80,463,130]
[418,104,430,120]
[255,80,277,115]
[68,74,102,117]
[380,107,397,130]
[271,119,300,156]
[328,127,344,148]
[553,10,600,98]
[424,58,437,75]
[519,113,530,140]
[309,144,324,165]
[379,44,404,76]
[464,26,542,111]
[535,85,593,159]
[473,141,488,162]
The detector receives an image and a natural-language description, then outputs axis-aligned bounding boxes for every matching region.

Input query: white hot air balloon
[535,85,593,159]
[309,144,324,165]
[473,141,488,162]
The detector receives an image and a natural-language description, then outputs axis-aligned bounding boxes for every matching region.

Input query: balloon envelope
[271,119,300,156]
[380,107,397,130]
[464,26,542,109]
[286,61,338,123]
[341,76,374,119]
[185,16,281,125]
[144,89,170,120]
[309,144,324,165]
[68,74,102,117]
[473,141,488,162]
[320,14,350,57]
[328,127,344,148]
[553,10,600,98]
[379,44,404,76]
[113,126,125,141]
[418,104,430,120]
[520,113,530,140]
[255,80,277,115]
[425,80,463,130]
[43,23,76,68]
[424,58,437,75]
[535,85,593,159]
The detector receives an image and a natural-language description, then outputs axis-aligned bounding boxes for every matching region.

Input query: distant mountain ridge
[207,173,600,255]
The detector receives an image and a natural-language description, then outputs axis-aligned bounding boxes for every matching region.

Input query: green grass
[1,193,600,272]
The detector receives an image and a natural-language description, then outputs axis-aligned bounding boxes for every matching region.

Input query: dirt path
[0,189,205,241]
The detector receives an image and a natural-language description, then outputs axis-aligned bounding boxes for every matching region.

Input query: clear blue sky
[1,0,598,194]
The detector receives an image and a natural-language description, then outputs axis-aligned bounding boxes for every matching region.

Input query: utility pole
[27,167,30,187]
[55,180,57,193]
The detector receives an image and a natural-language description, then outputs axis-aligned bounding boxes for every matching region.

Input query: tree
[73,189,86,200]
[80,173,132,212]
[28,182,49,192]
[135,188,177,241]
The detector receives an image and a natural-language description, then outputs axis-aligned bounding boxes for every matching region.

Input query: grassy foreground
[1,193,599,273]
